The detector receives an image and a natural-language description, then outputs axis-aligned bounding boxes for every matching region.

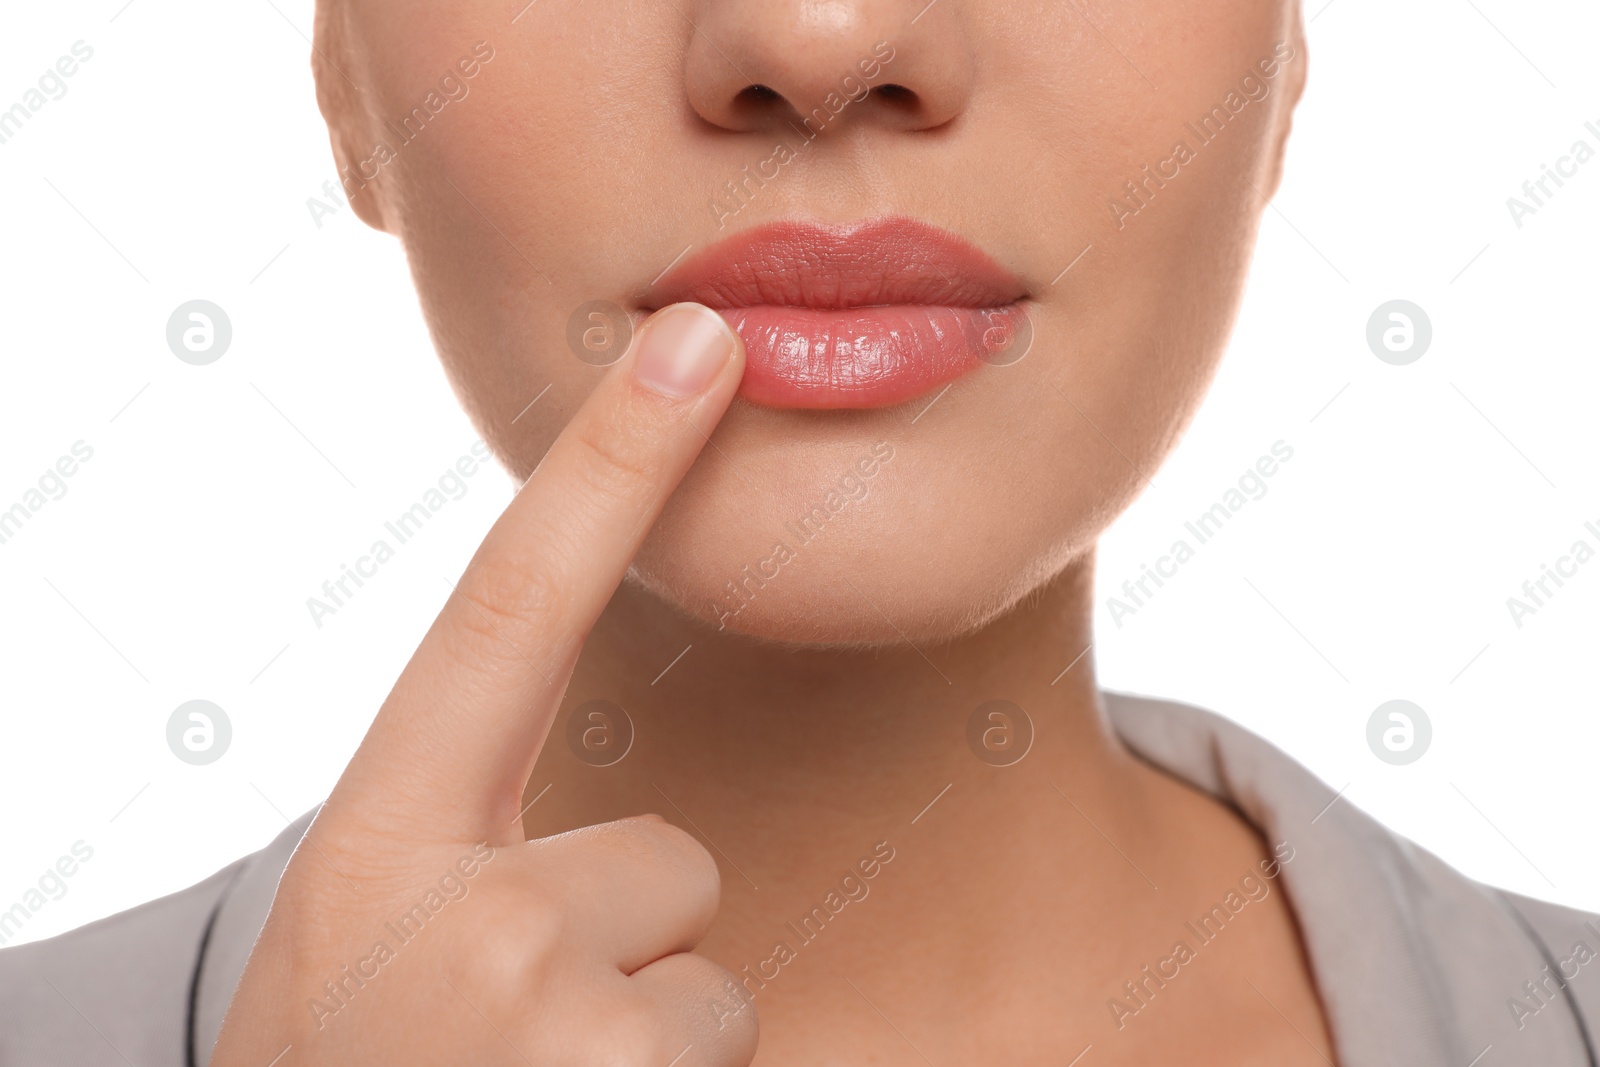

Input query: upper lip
[646,216,1028,311]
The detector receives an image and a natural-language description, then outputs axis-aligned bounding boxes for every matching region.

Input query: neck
[518,552,1283,1050]
[522,551,1161,887]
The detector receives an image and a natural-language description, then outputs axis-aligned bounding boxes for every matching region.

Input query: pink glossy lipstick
[646,217,1029,409]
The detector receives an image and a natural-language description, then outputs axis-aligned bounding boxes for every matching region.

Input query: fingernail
[634,303,735,397]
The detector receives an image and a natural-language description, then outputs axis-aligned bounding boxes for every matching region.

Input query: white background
[1,0,1596,947]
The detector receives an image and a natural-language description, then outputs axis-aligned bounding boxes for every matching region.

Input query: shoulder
[0,860,244,1067]
[1500,890,1600,1043]
[1103,689,1600,1066]
[0,811,316,1067]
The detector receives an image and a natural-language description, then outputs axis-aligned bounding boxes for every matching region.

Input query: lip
[646,217,1029,409]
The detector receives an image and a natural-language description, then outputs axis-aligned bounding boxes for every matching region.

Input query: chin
[625,453,1083,650]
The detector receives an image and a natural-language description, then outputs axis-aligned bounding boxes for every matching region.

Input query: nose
[684,1,975,135]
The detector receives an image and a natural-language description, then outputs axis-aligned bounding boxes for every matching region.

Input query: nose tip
[685,2,974,135]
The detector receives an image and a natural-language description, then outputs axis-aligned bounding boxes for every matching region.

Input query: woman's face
[317,0,1305,646]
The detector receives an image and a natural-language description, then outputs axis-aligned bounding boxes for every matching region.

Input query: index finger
[329,303,743,844]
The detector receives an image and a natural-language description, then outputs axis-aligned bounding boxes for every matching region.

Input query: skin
[215,1,1332,1064]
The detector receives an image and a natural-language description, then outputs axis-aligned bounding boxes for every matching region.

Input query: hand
[210,303,756,1067]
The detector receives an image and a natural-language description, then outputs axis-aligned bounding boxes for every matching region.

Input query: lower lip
[721,303,1026,409]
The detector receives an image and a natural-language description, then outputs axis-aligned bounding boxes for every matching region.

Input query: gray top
[4,691,1597,1066]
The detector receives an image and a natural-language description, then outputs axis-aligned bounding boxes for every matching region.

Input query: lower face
[334,0,1299,646]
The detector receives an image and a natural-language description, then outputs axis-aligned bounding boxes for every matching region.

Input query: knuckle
[656,825,720,895]
[568,418,659,507]
[604,817,718,887]
[700,964,761,1048]
[645,820,722,897]
[450,555,569,653]
[464,885,567,989]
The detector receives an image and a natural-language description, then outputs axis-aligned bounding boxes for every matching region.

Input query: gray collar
[193,691,1598,1066]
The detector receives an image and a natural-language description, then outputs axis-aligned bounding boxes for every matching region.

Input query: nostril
[726,83,785,126]
[736,84,782,105]
[873,83,922,115]
[683,2,974,136]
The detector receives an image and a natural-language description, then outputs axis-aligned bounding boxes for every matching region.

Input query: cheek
[378,31,737,474]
